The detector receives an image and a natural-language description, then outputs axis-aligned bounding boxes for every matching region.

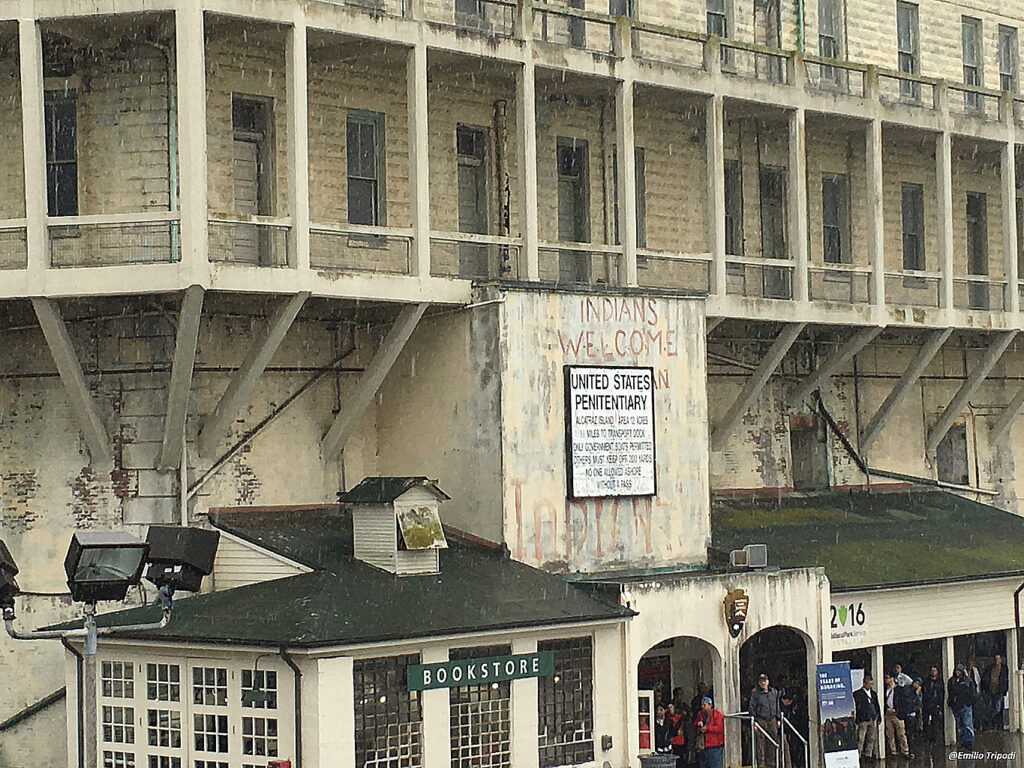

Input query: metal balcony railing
[0,221,28,270]
[637,249,712,293]
[208,215,290,268]
[430,232,523,280]
[808,263,873,304]
[48,212,181,268]
[310,223,413,275]
[538,241,623,286]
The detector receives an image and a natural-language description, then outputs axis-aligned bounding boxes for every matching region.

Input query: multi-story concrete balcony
[2,0,1024,331]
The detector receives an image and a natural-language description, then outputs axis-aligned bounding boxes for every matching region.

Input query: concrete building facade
[5,0,1024,765]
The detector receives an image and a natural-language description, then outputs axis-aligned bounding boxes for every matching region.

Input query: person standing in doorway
[854,674,882,761]
[668,702,687,764]
[982,654,1009,731]
[893,663,913,688]
[883,671,912,758]
[697,696,725,768]
[948,664,977,749]
[655,704,674,753]
[922,665,944,744]
[750,673,782,767]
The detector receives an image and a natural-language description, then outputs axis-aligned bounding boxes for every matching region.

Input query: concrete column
[175,5,209,277]
[614,77,638,287]
[511,636,540,768]
[286,18,310,271]
[407,41,431,277]
[593,627,628,764]
[942,636,956,746]
[317,657,355,768]
[707,94,727,296]
[871,645,886,758]
[516,60,540,280]
[788,108,809,303]
[18,16,46,275]
[866,118,886,307]
[1003,139,1019,313]
[421,646,451,768]
[1007,628,1020,732]
[937,131,955,311]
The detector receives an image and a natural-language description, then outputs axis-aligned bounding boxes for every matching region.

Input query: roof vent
[729,544,768,569]
[338,477,449,576]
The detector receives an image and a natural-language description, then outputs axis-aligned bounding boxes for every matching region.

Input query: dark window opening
[538,637,594,767]
[821,173,851,264]
[45,92,78,217]
[790,419,831,491]
[231,96,275,264]
[901,182,925,271]
[966,191,989,309]
[725,159,744,257]
[457,125,490,279]
[347,110,386,226]
[1000,26,1019,92]
[354,655,422,768]
[936,424,970,486]
[759,165,790,299]
[897,2,920,100]
[557,138,590,284]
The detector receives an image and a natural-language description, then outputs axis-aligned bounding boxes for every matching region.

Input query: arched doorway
[739,626,813,768]
[636,636,722,759]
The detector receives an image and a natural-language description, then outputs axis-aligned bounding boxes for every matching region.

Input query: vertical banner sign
[564,365,656,498]
[816,662,860,768]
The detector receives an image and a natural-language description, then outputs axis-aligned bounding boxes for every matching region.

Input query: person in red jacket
[697,696,725,768]
[668,702,686,764]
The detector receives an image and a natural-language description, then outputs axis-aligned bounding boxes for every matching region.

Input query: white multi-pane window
[93,654,292,768]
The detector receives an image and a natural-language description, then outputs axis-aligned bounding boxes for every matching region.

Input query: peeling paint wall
[501,290,710,573]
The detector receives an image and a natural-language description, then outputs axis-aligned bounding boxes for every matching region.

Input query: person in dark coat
[854,674,882,760]
[749,674,782,768]
[982,655,1010,731]
[921,666,944,744]
[655,704,675,752]
[948,664,977,748]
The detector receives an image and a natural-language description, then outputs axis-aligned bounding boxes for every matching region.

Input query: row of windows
[101,662,277,709]
[101,706,278,759]
[352,638,595,768]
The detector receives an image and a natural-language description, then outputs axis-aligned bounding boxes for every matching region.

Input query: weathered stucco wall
[501,289,710,573]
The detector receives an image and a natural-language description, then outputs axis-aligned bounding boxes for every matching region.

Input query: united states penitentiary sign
[564,365,656,498]
[407,652,555,691]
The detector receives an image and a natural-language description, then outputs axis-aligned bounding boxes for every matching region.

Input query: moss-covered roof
[56,506,631,647]
[711,488,1024,590]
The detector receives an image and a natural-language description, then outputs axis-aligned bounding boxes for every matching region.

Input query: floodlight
[63,532,148,604]
[144,526,220,594]
[0,539,20,611]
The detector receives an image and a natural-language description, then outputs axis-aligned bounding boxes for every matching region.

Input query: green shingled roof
[61,506,631,647]
[711,488,1024,590]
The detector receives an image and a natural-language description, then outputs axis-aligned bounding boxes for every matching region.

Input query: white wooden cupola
[338,476,450,575]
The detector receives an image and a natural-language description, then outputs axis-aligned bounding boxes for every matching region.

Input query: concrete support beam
[942,636,956,745]
[790,326,883,405]
[197,292,309,458]
[159,285,204,470]
[866,118,885,307]
[614,72,638,287]
[516,59,540,281]
[937,131,955,311]
[926,330,1016,456]
[990,383,1024,443]
[861,328,953,454]
[511,636,541,768]
[31,298,112,465]
[286,18,310,271]
[19,17,46,276]
[872,645,886,753]
[710,322,805,452]
[1003,139,1019,314]
[788,108,809,303]
[707,317,723,335]
[322,303,428,460]
[707,94,727,296]
[407,41,431,277]
[175,5,209,276]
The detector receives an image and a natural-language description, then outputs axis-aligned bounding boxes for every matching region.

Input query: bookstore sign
[407,652,555,691]
[564,365,656,498]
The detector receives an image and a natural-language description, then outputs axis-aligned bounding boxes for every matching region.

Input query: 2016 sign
[564,365,657,498]
[830,602,866,629]
[407,652,555,691]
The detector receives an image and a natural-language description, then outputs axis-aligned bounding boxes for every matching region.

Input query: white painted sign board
[564,365,656,498]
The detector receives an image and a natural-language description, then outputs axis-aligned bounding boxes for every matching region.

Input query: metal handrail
[725,711,781,768]
[781,712,810,768]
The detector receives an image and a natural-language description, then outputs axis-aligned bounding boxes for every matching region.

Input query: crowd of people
[641,675,808,768]
[853,655,1009,760]
[640,684,725,768]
